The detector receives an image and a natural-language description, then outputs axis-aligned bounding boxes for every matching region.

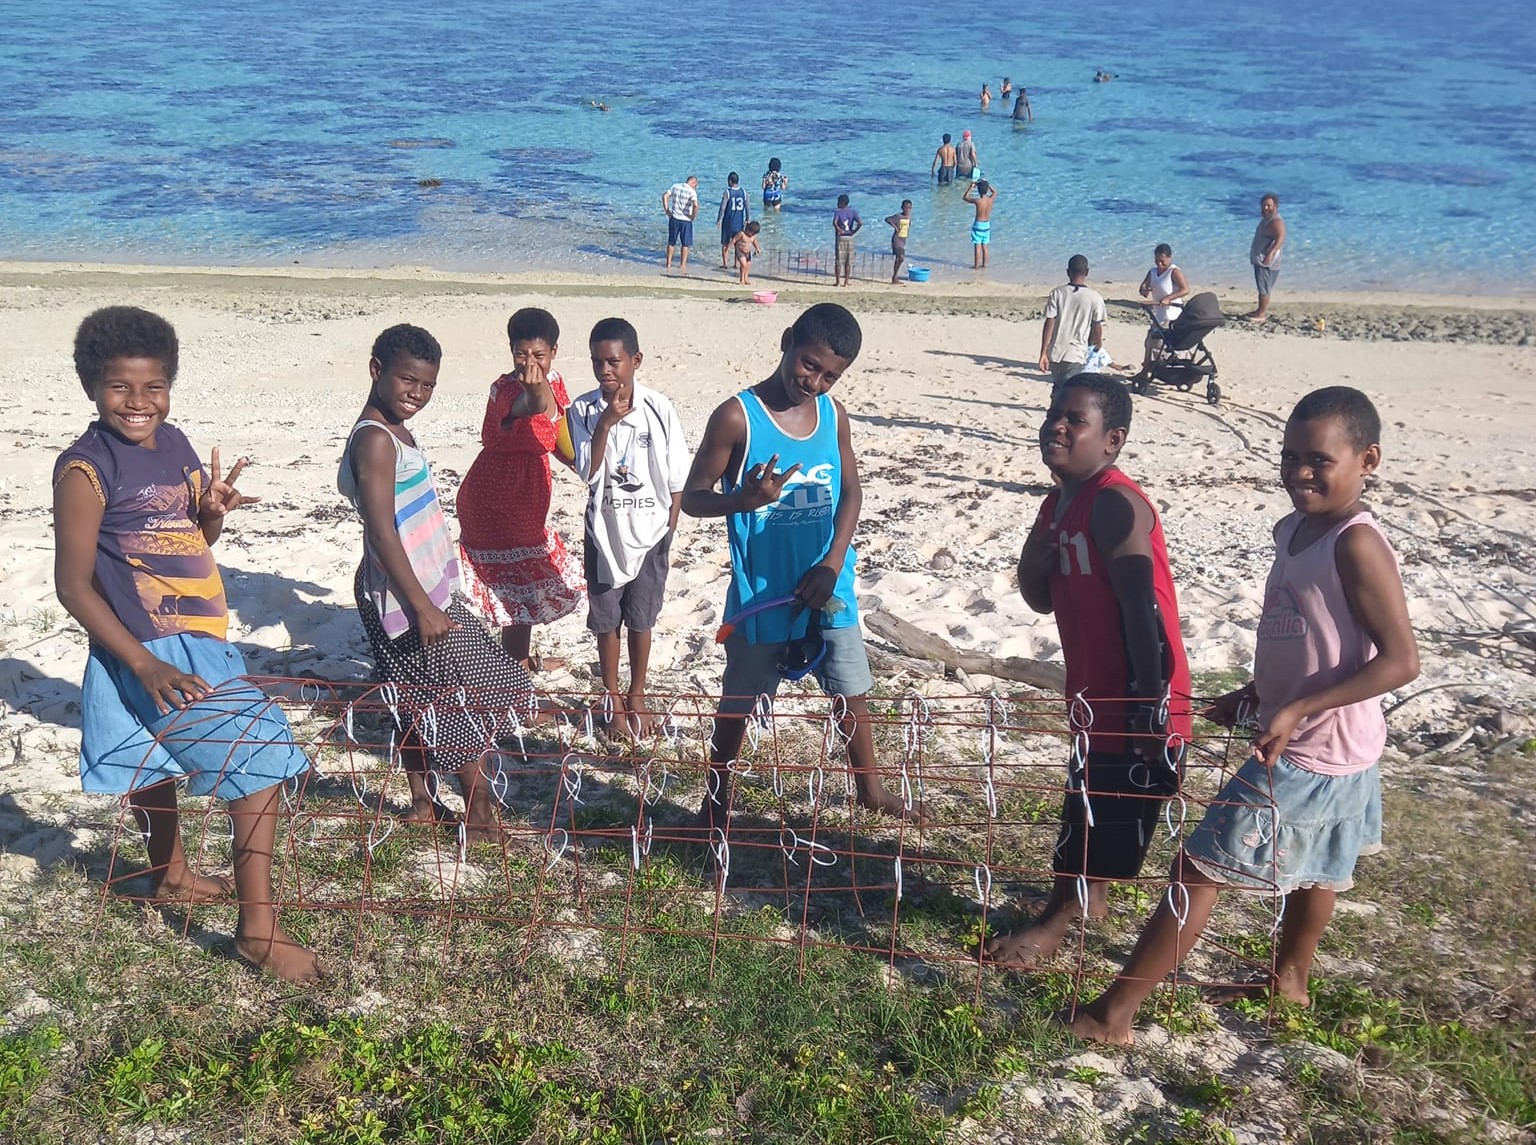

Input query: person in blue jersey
[717,171,751,271]
[682,303,923,831]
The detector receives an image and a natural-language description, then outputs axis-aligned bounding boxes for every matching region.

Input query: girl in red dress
[456,308,585,667]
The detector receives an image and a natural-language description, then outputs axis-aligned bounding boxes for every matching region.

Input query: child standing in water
[53,306,318,981]
[762,157,788,211]
[455,308,585,670]
[731,221,763,286]
[1069,386,1419,1045]
[885,200,913,283]
[339,325,537,838]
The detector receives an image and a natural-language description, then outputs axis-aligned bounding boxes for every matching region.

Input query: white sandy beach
[2,262,1534,864]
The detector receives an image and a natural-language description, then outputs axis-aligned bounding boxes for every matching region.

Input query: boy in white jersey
[682,303,921,831]
[566,318,690,738]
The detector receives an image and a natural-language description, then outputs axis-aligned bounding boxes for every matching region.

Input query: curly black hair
[73,306,178,394]
[1289,386,1380,449]
[1055,372,1133,434]
[788,303,862,362]
[370,324,442,371]
[507,307,560,348]
[589,317,640,355]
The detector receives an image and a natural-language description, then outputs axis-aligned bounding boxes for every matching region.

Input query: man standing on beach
[1039,254,1106,382]
[1247,193,1286,322]
[662,175,700,274]
[956,130,979,180]
[931,134,958,185]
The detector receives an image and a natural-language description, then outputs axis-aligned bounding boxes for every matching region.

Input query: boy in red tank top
[987,374,1193,970]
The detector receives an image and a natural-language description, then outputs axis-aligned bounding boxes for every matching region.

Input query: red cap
[962,130,971,137]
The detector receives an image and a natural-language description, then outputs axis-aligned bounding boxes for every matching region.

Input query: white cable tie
[1075,873,1090,914]
[778,826,801,866]
[707,766,725,801]
[544,827,569,871]
[893,855,903,901]
[642,817,653,857]
[709,827,730,883]
[584,704,596,743]
[974,864,993,907]
[456,820,467,866]
[560,755,585,806]
[1078,762,1096,829]
[1270,889,1288,937]
[425,769,443,805]
[630,825,642,871]
[1069,691,1095,733]
[899,760,913,812]
[983,770,998,818]
[1071,729,1090,770]
[1157,687,1171,729]
[343,702,355,743]
[489,760,509,808]
[1164,794,1188,840]
[349,770,369,809]
[1168,880,1191,930]
[807,764,824,807]
[366,816,395,856]
[1163,732,1186,771]
[421,703,439,750]
[829,692,849,725]
[771,763,785,799]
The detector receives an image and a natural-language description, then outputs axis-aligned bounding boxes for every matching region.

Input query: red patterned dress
[455,371,585,626]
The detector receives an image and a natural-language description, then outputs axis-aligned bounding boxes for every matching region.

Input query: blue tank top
[723,390,859,644]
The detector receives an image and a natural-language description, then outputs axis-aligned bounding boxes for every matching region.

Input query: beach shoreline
[3,259,1534,346]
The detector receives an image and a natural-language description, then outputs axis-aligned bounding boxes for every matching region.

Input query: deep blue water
[3,0,1533,291]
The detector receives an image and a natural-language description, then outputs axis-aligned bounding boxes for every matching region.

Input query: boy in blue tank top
[682,303,922,831]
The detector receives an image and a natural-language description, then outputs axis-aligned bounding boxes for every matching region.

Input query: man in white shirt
[661,175,700,274]
[566,317,691,736]
[1039,254,1107,383]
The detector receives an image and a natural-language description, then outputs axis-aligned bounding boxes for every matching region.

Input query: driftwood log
[864,609,1066,692]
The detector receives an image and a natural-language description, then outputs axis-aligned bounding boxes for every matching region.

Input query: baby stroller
[1132,291,1226,405]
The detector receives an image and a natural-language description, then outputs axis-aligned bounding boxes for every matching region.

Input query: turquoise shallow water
[3,0,1534,292]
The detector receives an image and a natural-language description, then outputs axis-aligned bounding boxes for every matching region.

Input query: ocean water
[3,0,1534,292]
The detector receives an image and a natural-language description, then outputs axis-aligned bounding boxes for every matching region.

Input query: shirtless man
[963,180,996,269]
[1247,193,1287,322]
[1012,87,1033,122]
[931,134,958,186]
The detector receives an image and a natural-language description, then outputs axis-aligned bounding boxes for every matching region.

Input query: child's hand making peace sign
[197,447,260,520]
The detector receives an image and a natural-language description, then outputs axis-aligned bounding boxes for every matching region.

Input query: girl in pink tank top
[1065,387,1420,1046]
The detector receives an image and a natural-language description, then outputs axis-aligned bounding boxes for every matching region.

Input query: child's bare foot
[1061,1004,1135,1046]
[984,924,1065,970]
[401,797,456,827]
[151,871,235,905]
[625,691,661,738]
[234,923,322,983]
[856,790,929,826]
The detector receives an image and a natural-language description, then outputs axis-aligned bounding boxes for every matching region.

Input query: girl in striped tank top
[340,325,536,839]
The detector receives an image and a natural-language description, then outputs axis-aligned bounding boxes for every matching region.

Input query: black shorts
[585,532,671,634]
[1052,747,1183,881]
